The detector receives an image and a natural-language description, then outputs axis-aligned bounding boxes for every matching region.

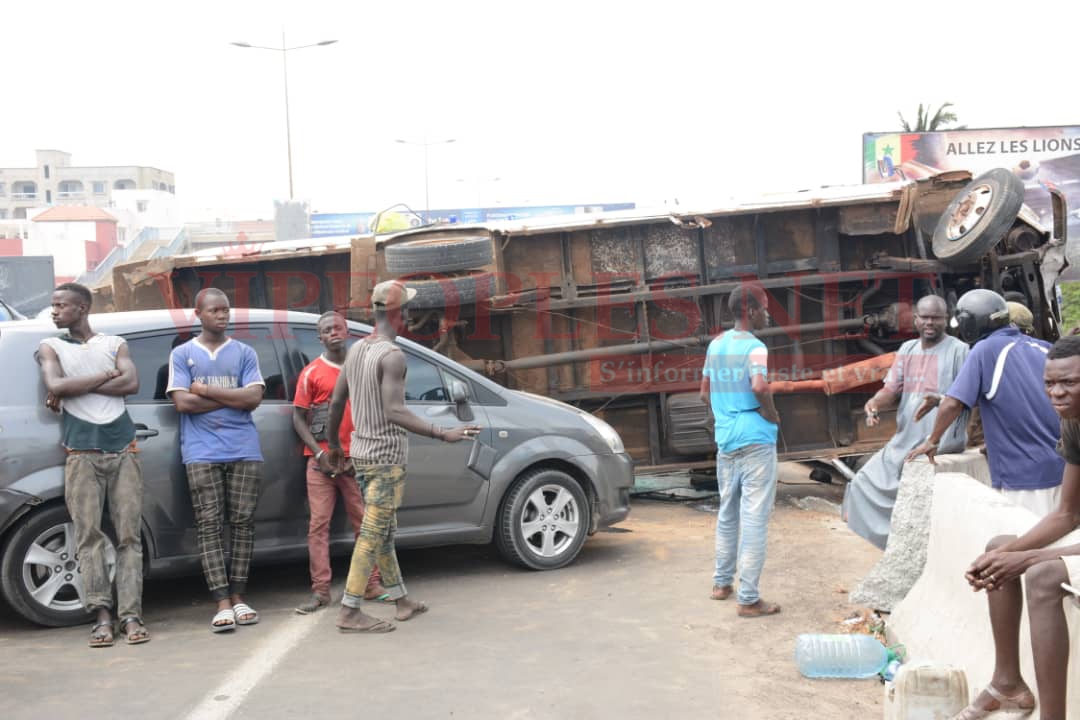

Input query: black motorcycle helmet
[953,289,1011,343]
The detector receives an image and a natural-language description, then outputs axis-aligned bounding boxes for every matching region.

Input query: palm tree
[897,102,962,132]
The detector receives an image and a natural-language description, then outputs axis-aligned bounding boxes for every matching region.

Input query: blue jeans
[713,443,778,605]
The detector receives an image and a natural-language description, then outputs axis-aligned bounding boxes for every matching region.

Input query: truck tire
[496,468,590,570]
[0,504,116,627]
[384,235,494,275]
[404,271,495,310]
[932,168,1025,266]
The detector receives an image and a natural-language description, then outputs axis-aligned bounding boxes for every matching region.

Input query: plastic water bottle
[795,633,890,679]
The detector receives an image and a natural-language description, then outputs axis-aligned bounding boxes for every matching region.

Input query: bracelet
[431,423,443,441]
[315,449,326,461]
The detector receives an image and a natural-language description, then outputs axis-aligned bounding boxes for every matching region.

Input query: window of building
[0,182,6,196]
[43,165,50,179]
[13,208,27,219]
[0,210,7,219]
[137,200,149,212]
[45,190,52,204]
[92,181,106,195]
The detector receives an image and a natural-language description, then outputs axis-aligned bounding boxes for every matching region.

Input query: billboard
[863,125,1080,263]
[310,203,636,238]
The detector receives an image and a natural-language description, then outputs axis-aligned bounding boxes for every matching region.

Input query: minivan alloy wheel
[22,521,116,611]
[496,468,590,570]
[519,484,581,558]
[1,504,118,626]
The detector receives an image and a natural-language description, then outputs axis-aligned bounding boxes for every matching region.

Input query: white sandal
[233,602,259,626]
[210,608,236,633]
[951,684,1036,719]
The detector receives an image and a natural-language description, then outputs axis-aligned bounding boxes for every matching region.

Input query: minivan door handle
[134,424,160,439]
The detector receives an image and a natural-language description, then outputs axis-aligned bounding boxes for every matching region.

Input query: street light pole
[395,137,456,223]
[231,34,338,201]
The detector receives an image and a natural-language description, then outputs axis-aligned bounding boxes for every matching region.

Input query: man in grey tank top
[327,280,480,633]
[37,283,148,647]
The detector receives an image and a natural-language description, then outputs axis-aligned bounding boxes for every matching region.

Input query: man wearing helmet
[907,289,1064,516]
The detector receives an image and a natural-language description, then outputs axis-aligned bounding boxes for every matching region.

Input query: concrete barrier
[853,450,993,611]
[889,473,1080,717]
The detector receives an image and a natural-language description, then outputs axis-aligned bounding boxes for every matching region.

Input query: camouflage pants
[64,451,143,618]
[342,464,406,607]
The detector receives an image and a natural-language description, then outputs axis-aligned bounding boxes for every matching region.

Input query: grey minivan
[0,310,633,626]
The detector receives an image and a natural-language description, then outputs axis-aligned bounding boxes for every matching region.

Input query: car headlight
[581,412,625,454]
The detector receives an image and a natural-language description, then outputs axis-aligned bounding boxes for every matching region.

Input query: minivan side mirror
[448,379,473,422]
[449,379,470,404]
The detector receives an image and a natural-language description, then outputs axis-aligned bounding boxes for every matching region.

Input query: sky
[2,0,1076,221]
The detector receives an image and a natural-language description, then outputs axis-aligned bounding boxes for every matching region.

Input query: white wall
[25,219,96,278]
[109,189,183,243]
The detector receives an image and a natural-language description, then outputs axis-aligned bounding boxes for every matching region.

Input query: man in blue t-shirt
[699,281,780,618]
[908,289,1063,516]
[166,288,265,633]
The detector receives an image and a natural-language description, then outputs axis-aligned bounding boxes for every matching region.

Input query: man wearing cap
[326,280,481,633]
[908,289,1063,516]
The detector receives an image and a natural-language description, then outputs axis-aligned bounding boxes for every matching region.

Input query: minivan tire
[496,468,589,570]
[932,168,1025,266]
[0,504,113,627]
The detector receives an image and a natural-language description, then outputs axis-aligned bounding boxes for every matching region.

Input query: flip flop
[89,621,115,648]
[211,608,236,633]
[232,602,259,626]
[951,684,1036,719]
[119,616,151,645]
[737,600,781,618]
[395,601,429,622]
[364,592,394,604]
[337,619,396,634]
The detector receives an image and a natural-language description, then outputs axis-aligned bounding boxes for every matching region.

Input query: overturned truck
[110,169,1067,472]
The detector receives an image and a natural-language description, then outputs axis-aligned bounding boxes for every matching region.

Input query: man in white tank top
[326,280,480,633]
[37,282,148,647]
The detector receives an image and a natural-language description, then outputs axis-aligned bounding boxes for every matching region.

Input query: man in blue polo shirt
[907,289,1063,515]
[166,288,265,633]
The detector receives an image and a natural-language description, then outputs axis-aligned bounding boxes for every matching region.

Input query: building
[26,206,119,282]
[0,149,175,220]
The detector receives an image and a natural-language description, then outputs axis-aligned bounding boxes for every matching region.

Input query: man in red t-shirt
[292,312,385,614]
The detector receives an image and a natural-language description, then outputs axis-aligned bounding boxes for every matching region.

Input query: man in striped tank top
[38,282,148,647]
[326,280,480,634]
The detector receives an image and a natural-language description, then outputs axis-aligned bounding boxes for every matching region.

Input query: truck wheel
[0,504,116,627]
[384,235,494,275]
[404,271,495,310]
[932,168,1025,266]
[496,468,590,570]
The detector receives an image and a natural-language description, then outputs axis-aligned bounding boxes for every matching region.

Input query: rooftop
[32,206,118,223]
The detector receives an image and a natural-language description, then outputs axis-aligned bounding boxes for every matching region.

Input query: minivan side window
[124,327,285,402]
[404,352,448,403]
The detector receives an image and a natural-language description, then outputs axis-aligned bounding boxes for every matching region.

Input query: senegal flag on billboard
[863,133,922,181]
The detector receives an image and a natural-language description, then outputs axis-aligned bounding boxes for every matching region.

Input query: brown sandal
[88,621,115,648]
[737,600,781,618]
[710,585,733,600]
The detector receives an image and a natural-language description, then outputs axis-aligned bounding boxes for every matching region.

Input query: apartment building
[0,149,174,220]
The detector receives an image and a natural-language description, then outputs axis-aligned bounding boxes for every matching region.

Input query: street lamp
[395,137,456,223]
[231,34,338,200]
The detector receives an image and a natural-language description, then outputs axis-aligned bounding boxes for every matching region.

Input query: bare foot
[395,597,429,621]
[737,600,781,618]
[337,606,394,633]
[710,585,733,600]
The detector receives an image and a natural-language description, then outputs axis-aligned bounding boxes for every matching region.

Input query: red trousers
[306,457,381,597]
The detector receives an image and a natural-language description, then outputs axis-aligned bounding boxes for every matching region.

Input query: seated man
[947,334,1080,720]
[843,295,969,549]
